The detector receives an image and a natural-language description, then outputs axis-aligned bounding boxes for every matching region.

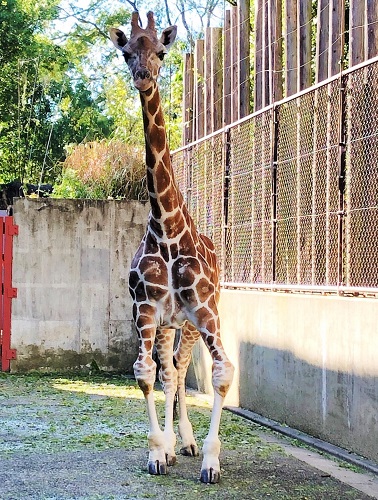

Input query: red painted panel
[0,217,4,359]
[1,216,18,371]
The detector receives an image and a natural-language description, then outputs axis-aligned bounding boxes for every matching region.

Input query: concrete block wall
[190,289,378,463]
[11,198,149,372]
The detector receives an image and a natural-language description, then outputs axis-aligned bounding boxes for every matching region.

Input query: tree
[0,0,225,191]
[0,0,60,182]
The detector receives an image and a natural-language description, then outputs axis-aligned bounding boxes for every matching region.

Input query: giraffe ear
[109,28,128,50]
[160,26,177,50]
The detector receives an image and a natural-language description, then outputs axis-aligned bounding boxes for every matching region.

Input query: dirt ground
[1,373,377,500]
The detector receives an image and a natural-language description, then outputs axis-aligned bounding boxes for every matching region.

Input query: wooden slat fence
[182,0,378,143]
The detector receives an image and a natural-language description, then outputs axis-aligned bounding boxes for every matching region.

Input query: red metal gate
[1,216,18,371]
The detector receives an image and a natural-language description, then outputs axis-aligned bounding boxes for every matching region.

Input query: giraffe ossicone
[110,11,234,484]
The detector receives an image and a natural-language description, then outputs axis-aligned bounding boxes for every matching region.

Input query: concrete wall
[11,198,149,372]
[190,289,378,463]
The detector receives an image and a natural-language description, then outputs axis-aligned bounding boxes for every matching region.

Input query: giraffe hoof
[180,444,199,457]
[166,453,177,466]
[148,460,168,475]
[200,467,220,484]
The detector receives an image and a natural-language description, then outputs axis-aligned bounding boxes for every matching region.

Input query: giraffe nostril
[135,69,151,80]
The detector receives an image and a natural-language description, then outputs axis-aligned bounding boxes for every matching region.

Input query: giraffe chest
[129,239,214,329]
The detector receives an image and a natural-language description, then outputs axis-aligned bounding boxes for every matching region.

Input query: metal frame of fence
[172,56,378,297]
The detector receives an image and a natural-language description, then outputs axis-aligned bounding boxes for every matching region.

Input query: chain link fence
[172,58,378,294]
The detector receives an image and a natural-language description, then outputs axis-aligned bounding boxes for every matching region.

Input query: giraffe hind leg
[194,311,234,483]
[174,322,200,457]
[155,328,178,467]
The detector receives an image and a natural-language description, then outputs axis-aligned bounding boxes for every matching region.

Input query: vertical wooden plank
[271,0,283,102]
[315,0,329,83]
[239,0,251,118]
[211,27,223,132]
[350,0,366,67]
[182,53,193,145]
[329,0,345,77]
[263,0,270,106]
[285,0,298,95]
[231,6,239,122]
[254,0,263,111]
[191,55,198,144]
[204,27,212,135]
[224,10,232,127]
[367,0,378,59]
[194,40,205,141]
[298,0,312,90]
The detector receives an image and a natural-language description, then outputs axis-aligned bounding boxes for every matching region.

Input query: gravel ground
[0,373,376,500]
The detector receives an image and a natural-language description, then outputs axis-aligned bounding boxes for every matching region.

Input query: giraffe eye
[157,52,165,61]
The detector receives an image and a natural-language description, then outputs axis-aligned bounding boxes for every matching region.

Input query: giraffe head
[110,11,177,92]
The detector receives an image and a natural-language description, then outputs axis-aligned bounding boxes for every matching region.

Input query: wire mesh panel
[171,148,186,195]
[225,118,255,282]
[276,81,340,286]
[172,58,378,294]
[345,61,378,287]
[189,134,225,266]
[225,111,273,283]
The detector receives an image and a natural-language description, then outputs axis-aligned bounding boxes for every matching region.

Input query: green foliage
[51,168,88,198]
[0,0,224,192]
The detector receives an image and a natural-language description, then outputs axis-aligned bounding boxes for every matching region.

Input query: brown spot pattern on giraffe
[149,217,163,238]
[148,96,159,116]
[170,243,178,259]
[139,256,168,284]
[171,257,201,288]
[145,232,159,254]
[196,277,214,302]
[180,287,196,305]
[150,125,166,152]
[179,231,195,255]
[146,284,167,300]
[138,303,156,319]
[134,281,147,301]
[149,197,162,219]
[160,190,177,213]
[155,162,171,193]
[159,242,170,262]
[129,270,140,289]
[164,213,185,237]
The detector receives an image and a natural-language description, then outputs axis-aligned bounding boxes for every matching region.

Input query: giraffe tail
[173,355,179,420]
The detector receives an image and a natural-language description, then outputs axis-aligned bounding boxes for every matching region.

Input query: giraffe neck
[140,84,184,239]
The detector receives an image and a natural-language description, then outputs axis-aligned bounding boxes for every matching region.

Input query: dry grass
[60,140,148,200]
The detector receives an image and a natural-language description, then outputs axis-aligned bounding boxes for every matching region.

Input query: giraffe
[110,11,234,484]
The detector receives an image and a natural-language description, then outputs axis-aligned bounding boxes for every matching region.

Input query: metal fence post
[223,128,232,279]
[337,74,347,287]
[271,105,279,284]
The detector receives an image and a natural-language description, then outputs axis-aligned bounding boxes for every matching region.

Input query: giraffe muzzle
[135,68,152,80]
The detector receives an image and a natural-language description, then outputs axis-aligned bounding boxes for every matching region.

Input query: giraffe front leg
[133,321,167,476]
[200,357,234,483]
[192,307,234,483]
[134,359,168,475]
